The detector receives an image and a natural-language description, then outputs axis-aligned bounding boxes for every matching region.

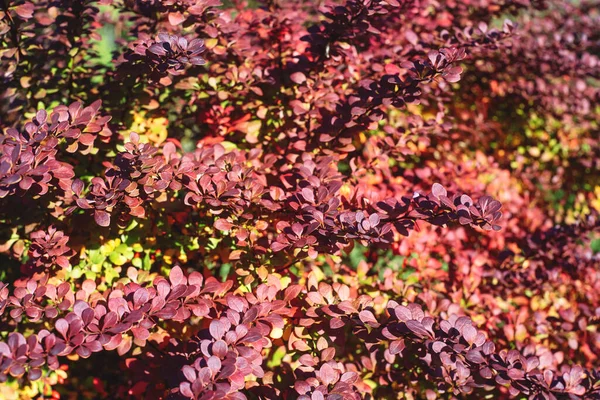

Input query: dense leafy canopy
[0,0,599,399]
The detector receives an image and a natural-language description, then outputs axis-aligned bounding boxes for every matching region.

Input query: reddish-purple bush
[0,0,599,398]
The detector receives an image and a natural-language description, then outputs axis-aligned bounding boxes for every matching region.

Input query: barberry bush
[0,0,599,398]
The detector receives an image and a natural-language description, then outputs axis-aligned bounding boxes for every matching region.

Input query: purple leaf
[94,210,110,227]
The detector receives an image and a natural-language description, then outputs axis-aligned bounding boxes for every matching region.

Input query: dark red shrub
[0,0,598,398]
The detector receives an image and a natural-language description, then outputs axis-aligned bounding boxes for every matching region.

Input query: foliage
[0,0,599,399]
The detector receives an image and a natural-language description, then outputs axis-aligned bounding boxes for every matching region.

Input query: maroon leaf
[94,210,110,227]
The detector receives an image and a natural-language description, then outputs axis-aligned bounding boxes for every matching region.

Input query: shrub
[0,0,599,399]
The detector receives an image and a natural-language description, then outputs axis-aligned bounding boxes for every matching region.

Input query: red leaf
[462,325,478,344]
[358,310,380,327]
[14,3,34,19]
[209,320,226,339]
[94,210,110,227]
[169,266,186,286]
[431,183,447,199]
[389,340,405,355]
[290,72,307,84]
[214,218,234,231]
[329,317,345,329]
[55,319,69,338]
[168,12,186,26]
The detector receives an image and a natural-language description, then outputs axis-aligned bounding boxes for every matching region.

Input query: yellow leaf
[242,120,262,144]
[270,327,284,339]
[256,265,268,280]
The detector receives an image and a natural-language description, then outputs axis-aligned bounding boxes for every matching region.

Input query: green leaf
[219,263,231,282]
[591,238,600,254]
[89,250,105,265]
[143,252,152,270]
